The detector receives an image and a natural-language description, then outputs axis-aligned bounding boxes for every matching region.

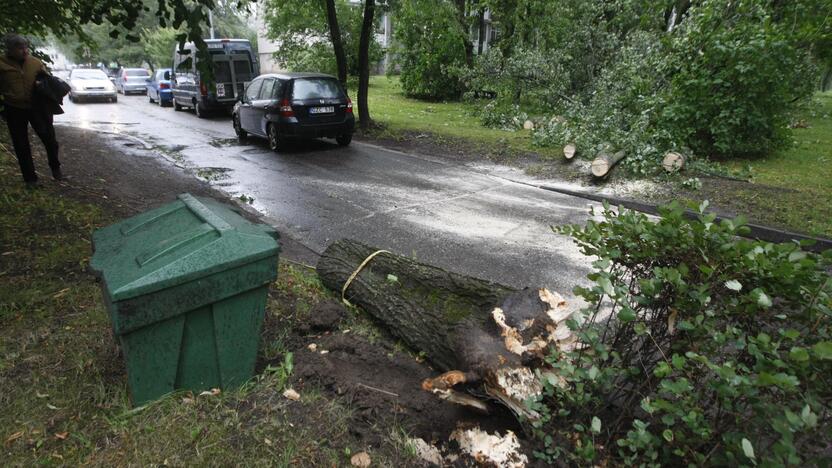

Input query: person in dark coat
[0,34,64,186]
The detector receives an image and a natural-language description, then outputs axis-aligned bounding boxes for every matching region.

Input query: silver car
[116,68,150,95]
[68,68,117,103]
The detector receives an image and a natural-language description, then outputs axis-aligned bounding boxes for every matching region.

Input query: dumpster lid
[91,194,279,301]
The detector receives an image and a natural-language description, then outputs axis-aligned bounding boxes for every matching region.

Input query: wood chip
[307,343,317,352]
[350,452,371,467]
[283,388,301,401]
[54,432,69,440]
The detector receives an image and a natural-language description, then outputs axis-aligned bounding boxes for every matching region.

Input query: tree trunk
[453,0,474,66]
[357,0,375,130]
[325,0,348,86]
[317,239,515,372]
[591,149,626,178]
[316,239,579,420]
[563,143,577,160]
[662,151,686,173]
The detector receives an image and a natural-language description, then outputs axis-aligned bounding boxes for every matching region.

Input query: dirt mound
[292,332,520,447]
[298,300,346,333]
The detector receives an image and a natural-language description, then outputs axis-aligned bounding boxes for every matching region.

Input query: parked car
[146,68,173,106]
[172,38,258,117]
[116,68,150,94]
[68,68,117,103]
[232,72,354,151]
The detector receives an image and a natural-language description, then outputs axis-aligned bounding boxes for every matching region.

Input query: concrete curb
[521,181,832,254]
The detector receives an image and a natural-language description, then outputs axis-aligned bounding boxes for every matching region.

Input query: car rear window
[292,78,344,100]
[126,70,149,76]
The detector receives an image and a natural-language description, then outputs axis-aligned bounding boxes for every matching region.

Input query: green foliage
[475,0,825,167]
[660,0,816,156]
[7,0,248,79]
[391,0,466,100]
[142,27,179,69]
[263,0,381,78]
[535,202,832,465]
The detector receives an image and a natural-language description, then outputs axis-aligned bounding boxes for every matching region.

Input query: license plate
[216,85,225,97]
[310,106,334,114]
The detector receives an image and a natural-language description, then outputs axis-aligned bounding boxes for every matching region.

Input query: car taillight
[200,82,208,96]
[345,98,353,114]
[279,99,294,117]
[159,83,169,89]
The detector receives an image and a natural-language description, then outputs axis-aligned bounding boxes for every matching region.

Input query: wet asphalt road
[55,94,597,295]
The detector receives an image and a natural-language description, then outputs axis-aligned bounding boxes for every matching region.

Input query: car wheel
[267,124,281,152]
[148,93,154,103]
[233,114,247,139]
[336,134,352,147]
[111,96,117,103]
[159,97,165,107]
[194,102,206,118]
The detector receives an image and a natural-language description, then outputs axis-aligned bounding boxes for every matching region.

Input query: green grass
[357,76,561,159]
[722,93,832,237]
[0,148,412,465]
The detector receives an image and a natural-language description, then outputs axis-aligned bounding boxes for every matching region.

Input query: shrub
[534,202,832,466]
[391,0,466,100]
[661,0,816,156]
[458,47,567,112]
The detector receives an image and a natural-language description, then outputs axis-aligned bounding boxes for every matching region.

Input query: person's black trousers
[4,105,60,183]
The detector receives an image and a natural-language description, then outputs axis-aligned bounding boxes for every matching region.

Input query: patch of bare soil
[292,331,522,447]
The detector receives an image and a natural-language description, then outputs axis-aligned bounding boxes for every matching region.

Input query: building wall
[255,1,283,73]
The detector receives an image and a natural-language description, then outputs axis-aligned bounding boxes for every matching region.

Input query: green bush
[392,0,466,100]
[534,202,832,465]
[661,0,816,156]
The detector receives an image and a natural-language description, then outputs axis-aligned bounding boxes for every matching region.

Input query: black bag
[34,72,70,115]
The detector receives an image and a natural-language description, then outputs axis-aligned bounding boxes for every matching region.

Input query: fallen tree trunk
[563,143,577,160]
[591,149,626,178]
[662,151,686,173]
[317,239,579,420]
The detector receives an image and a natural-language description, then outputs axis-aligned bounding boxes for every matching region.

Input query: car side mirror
[163,71,171,81]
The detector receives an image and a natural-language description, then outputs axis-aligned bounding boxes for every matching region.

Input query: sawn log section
[317,238,516,372]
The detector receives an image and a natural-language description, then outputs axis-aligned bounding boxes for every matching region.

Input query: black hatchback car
[232,72,355,151]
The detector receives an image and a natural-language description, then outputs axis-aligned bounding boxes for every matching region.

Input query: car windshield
[292,78,344,100]
[126,70,149,77]
[72,70,108,80]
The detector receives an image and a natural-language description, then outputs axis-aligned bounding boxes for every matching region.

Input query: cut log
[662,151,686,173]
[563,143,577,160]
[591,149,626,178]
[316,239,579,421]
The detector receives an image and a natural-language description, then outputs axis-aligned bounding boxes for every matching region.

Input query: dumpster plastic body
[90,194,279,405]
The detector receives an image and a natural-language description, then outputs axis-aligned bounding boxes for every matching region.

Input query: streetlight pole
[209,10,215,39]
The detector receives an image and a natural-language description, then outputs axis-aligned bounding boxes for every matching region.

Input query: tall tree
[325,0,348,84]
[357,0,375,129]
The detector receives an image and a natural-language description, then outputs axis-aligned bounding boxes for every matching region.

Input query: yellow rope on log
[341,249,391,307]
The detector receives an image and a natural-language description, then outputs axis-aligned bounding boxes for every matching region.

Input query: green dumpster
[90,193,280,405]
